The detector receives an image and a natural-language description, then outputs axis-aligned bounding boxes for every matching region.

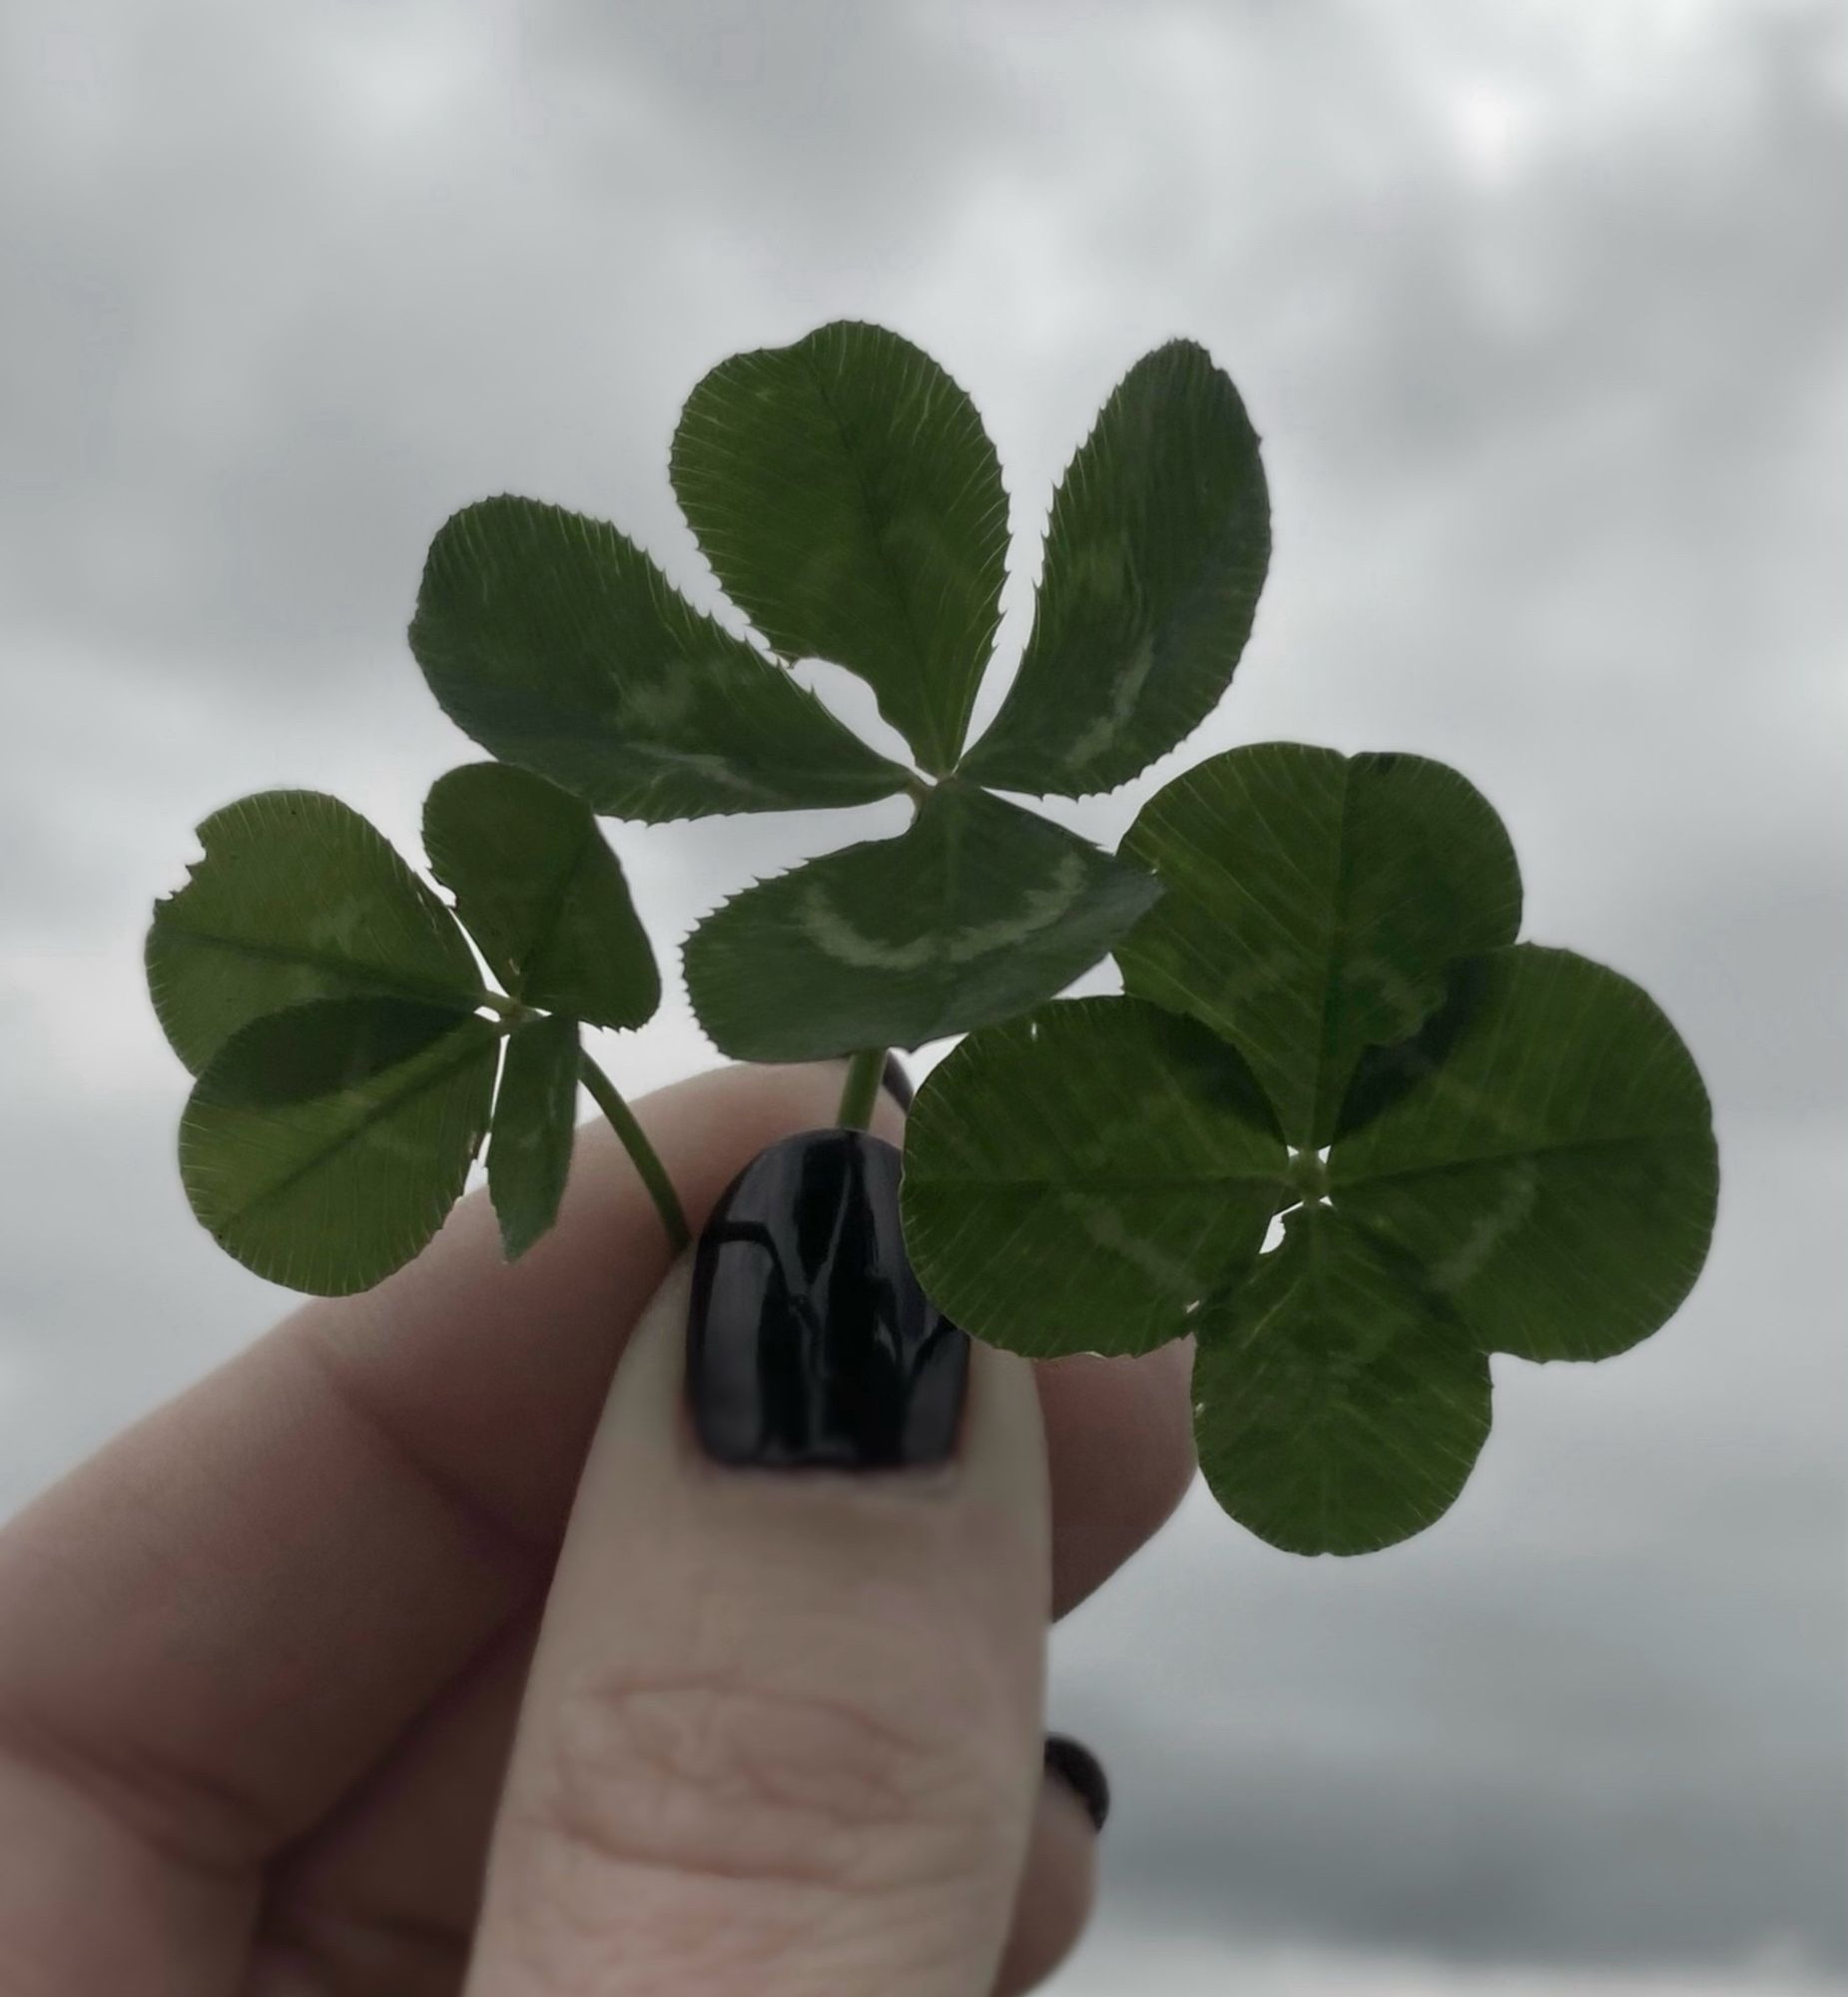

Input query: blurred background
[2,2,1844,1990]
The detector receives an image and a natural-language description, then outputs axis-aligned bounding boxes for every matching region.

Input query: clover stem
[837,1046,888,1131]
[475,989,531,1021]
[579,1049,690,1253]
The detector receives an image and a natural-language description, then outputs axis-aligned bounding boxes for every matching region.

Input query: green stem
[837,1047,888,1131]
[475,989,533,1021]
[580,1050,690,1253]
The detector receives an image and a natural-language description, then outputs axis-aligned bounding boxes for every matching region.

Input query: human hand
[0,1060,1195,1994]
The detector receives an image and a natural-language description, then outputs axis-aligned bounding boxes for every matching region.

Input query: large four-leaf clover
[902,743,1720,1555]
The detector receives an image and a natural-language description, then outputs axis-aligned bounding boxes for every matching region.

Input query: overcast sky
[3,2,1844,1991]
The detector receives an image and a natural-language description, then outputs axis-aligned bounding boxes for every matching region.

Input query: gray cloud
[2,2,1842,1990]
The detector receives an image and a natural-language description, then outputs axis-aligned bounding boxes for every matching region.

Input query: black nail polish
[881,1052,915,1112]
[1043,1734,1111,1833]
[687,1130,967,1469]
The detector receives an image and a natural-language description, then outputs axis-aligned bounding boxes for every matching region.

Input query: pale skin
[0,1059,1196,1994]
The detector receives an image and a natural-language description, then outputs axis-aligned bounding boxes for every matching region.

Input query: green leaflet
[487,1013,581,1261]
[1118,745,1522,1147]
[408,496,912,822]
[959,340,1270,798]
[901,997,1285,1358]
[423,763,659,1031]
[1193,1205,1493,1556]
[671,322,1008,775]
[147,791,482,1074]
[180,999,499,1295]
[1332,946,1720,1361]
[684,781,1162,1061]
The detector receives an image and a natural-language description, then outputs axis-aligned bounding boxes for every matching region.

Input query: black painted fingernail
[687,1129,967,1469]
[881,1051,915,1112]
[1044,1734,1111,1833]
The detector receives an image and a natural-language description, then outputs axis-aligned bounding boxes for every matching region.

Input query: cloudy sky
[3,1,1844,1989]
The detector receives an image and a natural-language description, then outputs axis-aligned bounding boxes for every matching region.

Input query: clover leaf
[958,339,1270,798]
[684,782,1161,1062]
[181,998,500,1296]
[147,790,485,1074]
[408,495,913,821]
[486,1012,583,1261]
[903,744,1719,1555]
[1330,945,1719,1362]
[671,322,1008,776]
[898,995,1283,1356]
[150,772,676,1294]
[423,762,659,1031]
[1192,1204,1493,1557]
[1117,744,1523,1147]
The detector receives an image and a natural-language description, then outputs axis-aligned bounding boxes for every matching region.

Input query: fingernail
[1043,1733,1111,1833]
[687,1129,968,1469]
[881,1052,915,1112]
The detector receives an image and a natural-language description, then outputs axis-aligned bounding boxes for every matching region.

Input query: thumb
[464,1128,1053,1997]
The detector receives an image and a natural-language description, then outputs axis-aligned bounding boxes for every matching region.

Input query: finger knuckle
[520,1647,1001,1899]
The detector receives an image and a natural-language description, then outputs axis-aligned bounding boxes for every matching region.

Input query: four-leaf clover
[406,322,1272,1060]
[902,743,1720,1555]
